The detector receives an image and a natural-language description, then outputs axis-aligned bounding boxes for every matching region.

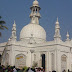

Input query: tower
[30,0,41,24]
[10,21,17,41]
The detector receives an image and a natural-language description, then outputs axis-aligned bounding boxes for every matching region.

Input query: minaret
[30,0,41,24]
[66,31,70,41]
[11,21,17,41]
[54,17,61,41]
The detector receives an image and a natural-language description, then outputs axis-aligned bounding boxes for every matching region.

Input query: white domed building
[0,0,72,72]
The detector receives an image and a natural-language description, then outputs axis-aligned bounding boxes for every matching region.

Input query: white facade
[0,0,72,72]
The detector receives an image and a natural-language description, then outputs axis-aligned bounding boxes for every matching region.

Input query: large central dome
[20,0,46,43]
[20,23,46,42]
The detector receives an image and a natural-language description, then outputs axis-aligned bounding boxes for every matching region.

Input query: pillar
[56,50,61,72]
[46,52,49,72]
[49,52,51,72]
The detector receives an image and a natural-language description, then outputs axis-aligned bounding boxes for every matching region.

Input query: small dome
[20,23,46,43]
[33,0,39,6]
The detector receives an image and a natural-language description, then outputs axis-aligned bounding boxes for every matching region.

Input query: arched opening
[41,54,45,70]
[61,54,67,72]
[15,54,26,68]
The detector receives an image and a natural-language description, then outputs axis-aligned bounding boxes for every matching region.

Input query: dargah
[0,0,72,72]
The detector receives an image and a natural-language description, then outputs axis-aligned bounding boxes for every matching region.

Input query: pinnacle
[67,31,69,36]
[14,20,16,24]
[57,17,58,22]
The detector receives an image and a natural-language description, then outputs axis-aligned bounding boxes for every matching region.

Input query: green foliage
[23,66,28,72]
[0,16,8,36]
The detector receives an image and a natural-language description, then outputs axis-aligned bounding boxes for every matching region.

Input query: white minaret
[11,20,17,41]
[54,17,61,41]
[66,31,70,41]
[30,0,41,24]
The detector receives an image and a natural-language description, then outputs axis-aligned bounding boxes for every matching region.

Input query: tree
[0,16,8,36]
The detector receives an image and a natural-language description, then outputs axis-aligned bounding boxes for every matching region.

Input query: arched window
[61,54,67,72]
[15,54,26,68]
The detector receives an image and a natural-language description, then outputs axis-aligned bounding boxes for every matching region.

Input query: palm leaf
[0,21,6,24]
[2,26,8,29]
[0,25,8,30]
[0,16,8,36]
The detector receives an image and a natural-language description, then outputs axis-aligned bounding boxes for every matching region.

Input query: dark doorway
[41,54,45,70]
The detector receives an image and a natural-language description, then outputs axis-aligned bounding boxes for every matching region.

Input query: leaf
[0,25,8,30]
[0,21,6,24]
[0,16,8,37]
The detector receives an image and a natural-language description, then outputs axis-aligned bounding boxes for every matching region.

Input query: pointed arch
[61,54,67,72]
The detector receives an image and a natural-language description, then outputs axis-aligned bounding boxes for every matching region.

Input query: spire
[66,31,70,41]
[30,0,41,24]
[14,20,16,24]
[11,20,17,40]
[57,17,58,22]
[13,20,16,27]
[54,17,61,40]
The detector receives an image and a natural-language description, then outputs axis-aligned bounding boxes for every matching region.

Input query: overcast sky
[0,0,72,43]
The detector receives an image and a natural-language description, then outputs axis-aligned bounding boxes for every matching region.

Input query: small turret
[66,31,70,41]
[11,20,17,41]
[54,17,61,41]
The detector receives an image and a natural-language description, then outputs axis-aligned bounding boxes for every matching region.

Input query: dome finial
[66,31,69,37]
[66,31,70,41]
[13,20,16,27]
[14,20,16,24]
[56,17,59,24]
[57,17,58,22]
[33,0,39,6]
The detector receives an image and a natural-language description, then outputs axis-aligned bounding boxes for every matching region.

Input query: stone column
[30,50,34,67]
[49,52,51,72]
[67,52,71,71]
[46,52,49,72]
[9,46,15,66]
[37,52,41,67]
[39,54,42,67]
[54,50,57,71]
[70,53,72,71]
[26,51,31,67]
[56,50,61,72]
